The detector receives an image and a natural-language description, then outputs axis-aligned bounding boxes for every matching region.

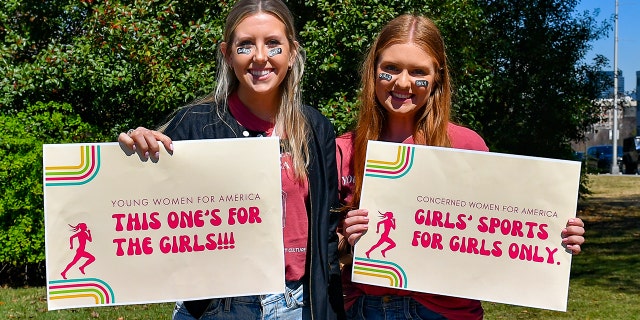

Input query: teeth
[392,92,411,99]
[250,69,270,77]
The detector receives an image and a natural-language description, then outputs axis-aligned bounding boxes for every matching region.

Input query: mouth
[249,68,274,79]
[390,91,413,100]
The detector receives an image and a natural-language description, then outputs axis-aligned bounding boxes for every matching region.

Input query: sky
[575,0,640,93]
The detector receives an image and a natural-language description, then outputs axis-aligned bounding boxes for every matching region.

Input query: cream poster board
[43,138,285,310]
[352,140,581,311]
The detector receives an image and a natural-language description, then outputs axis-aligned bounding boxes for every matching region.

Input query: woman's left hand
[562,217,585,254]
[342,209,370,247]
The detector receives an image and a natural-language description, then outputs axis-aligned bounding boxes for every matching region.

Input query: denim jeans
[172,280,309,320]
[262,280,310,320]
[346,295,446,320]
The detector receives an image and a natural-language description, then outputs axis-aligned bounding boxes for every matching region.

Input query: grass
[1,174,639,319]
[0,289,173,319]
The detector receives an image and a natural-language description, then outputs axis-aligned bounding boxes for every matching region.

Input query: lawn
[1,174,639,319]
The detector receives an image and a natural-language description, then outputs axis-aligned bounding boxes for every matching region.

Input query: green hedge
[0,102,104,266]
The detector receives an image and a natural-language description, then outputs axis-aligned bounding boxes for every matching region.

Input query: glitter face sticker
[415,80,429,87]
[378,73,392,81]
[237,47,252,55]
[268,47,282,57]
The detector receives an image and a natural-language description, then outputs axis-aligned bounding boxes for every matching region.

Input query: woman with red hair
[336,14,585,320]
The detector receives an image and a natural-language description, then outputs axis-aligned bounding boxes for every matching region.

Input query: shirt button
[242,131,249,137]
[382,296,391,303]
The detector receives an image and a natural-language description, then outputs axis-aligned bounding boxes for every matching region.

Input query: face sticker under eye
[268,47,282,57]
[415,80,429,87]
[378,73,392,81]
[237,47,252,55]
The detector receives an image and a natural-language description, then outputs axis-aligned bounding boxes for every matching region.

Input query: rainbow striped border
[365,145,414,179]
[48,278,115,305]
[45,145,101,186]
[353,256,408,288]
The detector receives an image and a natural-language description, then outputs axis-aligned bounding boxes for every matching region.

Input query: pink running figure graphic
[365,211,397,258]
[61,223,96,279]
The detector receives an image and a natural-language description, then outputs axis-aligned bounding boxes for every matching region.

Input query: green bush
[0,102,103,265]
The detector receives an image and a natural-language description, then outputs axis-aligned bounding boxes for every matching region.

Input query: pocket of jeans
[284,282,305,308]
[411,299,447,320]
[199,298,224,317]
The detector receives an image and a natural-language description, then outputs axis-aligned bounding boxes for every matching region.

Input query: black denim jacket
[163,102,345,320]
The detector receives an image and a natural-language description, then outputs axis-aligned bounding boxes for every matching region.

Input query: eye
[411,69,427,76]
[382,64,399,73]
[266,39,282,47]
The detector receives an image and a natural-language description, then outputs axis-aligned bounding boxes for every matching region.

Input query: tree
[0,102,103,267]
[2,0,226,133]
[461,0,610,159]
[1,0,230,276]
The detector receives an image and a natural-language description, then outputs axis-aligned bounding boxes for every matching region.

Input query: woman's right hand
[342,209,370,247]
[118,127,174,159]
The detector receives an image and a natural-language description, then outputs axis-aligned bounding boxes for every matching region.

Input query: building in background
[573,70,638,170]
[599,70,626,99]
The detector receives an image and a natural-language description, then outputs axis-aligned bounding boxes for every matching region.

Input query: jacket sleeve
[317,115,346,319]
[322,124,341,278]
[308,108,340,272]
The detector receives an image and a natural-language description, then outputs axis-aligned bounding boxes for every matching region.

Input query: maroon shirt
[229,93,309,281]
[336,123,489,320]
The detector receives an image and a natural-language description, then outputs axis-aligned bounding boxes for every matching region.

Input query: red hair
[350,14,452,209]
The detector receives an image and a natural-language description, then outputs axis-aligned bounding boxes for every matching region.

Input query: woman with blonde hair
[120,0,344,319]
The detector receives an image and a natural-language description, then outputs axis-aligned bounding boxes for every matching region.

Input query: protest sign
[352,140,581,311]
[44,138,284,310]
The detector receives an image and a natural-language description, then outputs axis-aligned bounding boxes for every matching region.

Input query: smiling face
[375,42,436,121]
[221,12,294,105]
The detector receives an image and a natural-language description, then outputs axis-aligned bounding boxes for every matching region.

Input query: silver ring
[127,129,135,136]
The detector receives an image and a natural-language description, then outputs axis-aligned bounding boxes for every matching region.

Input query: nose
[253,45,268,63]
[395,70,411,90]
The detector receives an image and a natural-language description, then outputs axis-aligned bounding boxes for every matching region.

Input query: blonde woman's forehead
[232,13,288,37]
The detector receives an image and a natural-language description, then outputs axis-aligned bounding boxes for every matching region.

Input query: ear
[220,42,231,64]
[289,41,299,67]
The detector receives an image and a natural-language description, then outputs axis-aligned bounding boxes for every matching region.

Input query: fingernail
[154,152,160,158]
[132,145,136,151]
[144,151,149,159]
[169,143,174,152]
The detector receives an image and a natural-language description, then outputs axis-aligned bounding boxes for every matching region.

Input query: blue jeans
[346,295,446,320]
[172,280,309,320]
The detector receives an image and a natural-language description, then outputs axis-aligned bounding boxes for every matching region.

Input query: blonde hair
[351,14,452,207]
